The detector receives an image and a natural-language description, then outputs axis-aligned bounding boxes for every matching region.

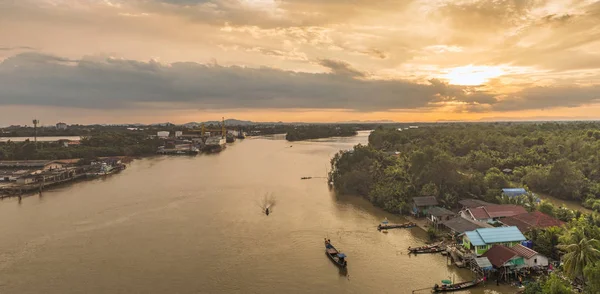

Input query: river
[0,131,513,294]
[0,136,81,142]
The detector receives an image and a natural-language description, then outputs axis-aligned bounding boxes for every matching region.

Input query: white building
[56,122,68,130]
[511,244,549,267]
[157,131,170,138]
[205,136,226,146]
[175,131,183,137]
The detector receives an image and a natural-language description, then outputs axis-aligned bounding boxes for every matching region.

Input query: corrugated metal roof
[474,226,526,244]
[501,211,565,232]
[465,230,486,246]
[474,257,493,270]
[499,217,530,233]
[482,245,519,267]
[459,199,491,208]
[511,244,538,259]
[442,217,488,234]
[469,207,490,219]
[413,196,438,207]
[502,188,527,197]
[484,205,527,218]
[468,205,528,220]
[428,206,456,217]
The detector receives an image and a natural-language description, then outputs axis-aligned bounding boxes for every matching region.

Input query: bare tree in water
[257,192,277,215]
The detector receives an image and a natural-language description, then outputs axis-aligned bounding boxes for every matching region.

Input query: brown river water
[0,131,515,294]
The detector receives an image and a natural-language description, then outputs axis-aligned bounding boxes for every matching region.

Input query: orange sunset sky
[1,0,599,125]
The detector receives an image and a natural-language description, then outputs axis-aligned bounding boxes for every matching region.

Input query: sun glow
[443,65,505,86]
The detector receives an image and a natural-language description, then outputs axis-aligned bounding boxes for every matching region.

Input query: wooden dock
[405,216,430,231]
[0,174,87,198]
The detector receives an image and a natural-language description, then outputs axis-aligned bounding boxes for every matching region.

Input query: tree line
[286,125,358,141]
[0,132,162,160]
[330,123,600,212]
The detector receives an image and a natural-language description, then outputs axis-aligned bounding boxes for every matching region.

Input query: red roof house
[460,205,527,222]
[501,211,565,233]
[481,245,524,267]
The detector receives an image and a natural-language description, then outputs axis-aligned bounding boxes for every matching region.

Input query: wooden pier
[0,173,87,198]
[405,216,430,231]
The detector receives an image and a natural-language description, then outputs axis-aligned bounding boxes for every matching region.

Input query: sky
[1,0,600,125]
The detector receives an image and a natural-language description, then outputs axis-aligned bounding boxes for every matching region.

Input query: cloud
[0,46,35,51]
[3,52,598,114]
[0,0,599,121]
[317,59,366,77]
[493,85,600,111]
[218,44,308,61]
[0,52,501,112]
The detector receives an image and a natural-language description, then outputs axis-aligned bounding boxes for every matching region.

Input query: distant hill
[336,120,397,124]
[183,119,286,127]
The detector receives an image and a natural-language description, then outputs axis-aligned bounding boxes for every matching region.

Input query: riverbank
[0,158,129,199]
[285,126,358,141]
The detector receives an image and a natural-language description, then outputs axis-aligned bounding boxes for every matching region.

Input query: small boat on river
[325,239,347,268]
[433,277,485,292]
[410,247,444,254]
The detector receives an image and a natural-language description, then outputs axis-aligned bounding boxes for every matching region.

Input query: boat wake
[257,192,277,215]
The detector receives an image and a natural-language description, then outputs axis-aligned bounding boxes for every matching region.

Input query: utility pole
[32,119,39,149]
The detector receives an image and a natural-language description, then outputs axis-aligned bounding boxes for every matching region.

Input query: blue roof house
[502,188,541,203]
[462,226,527,256]
[502,188,528,198]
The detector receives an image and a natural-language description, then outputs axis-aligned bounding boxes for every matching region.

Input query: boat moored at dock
[409,247,444,254]
[203,136,227,153]
[408,242,444,254]
[377,222,416,231]
[433,277,485,292]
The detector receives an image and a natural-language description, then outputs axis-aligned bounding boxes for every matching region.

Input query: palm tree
[523,192,539,212]
[439,192,457,209]
[557,229,600,282]
[543,226,563,260]
[496,194,512,204]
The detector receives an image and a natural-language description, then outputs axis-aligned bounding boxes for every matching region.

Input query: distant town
[0,118,387,198]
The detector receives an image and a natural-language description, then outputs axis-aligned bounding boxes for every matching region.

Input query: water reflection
[338,267,348,278]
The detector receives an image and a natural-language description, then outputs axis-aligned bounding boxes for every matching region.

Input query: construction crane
[201,117,227,138]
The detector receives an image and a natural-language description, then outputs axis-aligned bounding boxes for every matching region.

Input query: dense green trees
[527,226,563,260]
[541,274,573,294]
[0,132,162,160]
[522,280,543,294]
[584,261,600,293]
[331,123,600,212]
[286,125,357,141]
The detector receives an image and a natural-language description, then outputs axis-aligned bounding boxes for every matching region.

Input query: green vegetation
[522,274,572,294]
[0,132,162,160]
[286,125,358,141]
[542,274,572,294]
[584,261,600,293]
[330,122,600,291]
[525,214,600,292]
[330,123,600,213]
